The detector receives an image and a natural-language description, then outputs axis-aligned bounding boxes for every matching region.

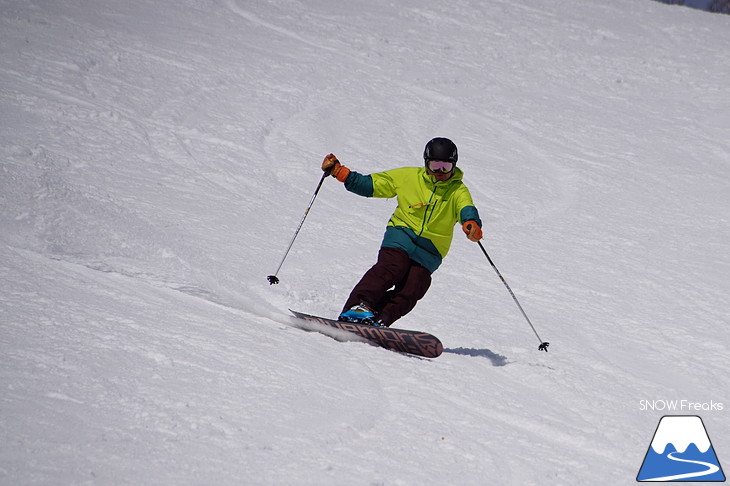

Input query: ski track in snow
[1,0,729,484]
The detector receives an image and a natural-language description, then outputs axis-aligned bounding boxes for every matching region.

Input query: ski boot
[338,303,379,325]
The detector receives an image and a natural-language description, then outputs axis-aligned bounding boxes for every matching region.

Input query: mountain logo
[637,415,726,482]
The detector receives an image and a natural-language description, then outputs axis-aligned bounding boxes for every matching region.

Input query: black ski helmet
[423,137,458,163]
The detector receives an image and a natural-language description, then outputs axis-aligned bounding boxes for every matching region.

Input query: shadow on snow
[443,347,509,366]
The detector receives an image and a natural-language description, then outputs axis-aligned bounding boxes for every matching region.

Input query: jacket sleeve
[343,171,374,197]
[459,206,482,227]
[345,168,402,198]
[456,185,482,227]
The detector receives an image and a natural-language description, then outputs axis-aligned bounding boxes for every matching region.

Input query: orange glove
[462,221,483,242]
[321,153,350,183]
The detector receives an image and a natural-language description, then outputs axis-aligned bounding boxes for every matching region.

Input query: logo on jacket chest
[408,197,449,209]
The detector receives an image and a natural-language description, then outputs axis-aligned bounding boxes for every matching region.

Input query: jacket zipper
[419,184,439,236]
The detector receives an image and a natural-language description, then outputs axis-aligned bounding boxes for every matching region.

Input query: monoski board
[289,309,443,358]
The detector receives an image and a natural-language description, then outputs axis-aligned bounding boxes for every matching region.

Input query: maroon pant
[342,247,432,326]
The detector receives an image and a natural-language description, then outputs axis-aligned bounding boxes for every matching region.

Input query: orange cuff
[333,165,350,182]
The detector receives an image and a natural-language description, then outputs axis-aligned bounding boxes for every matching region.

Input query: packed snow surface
[1,0,729,484]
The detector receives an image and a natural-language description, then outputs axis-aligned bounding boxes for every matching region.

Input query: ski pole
[267,169,330,285]
[471,232,550,352]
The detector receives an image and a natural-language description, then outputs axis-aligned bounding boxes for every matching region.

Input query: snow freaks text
[639,400,724,412]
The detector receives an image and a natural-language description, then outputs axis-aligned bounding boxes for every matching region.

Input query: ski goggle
[427,160,454,173]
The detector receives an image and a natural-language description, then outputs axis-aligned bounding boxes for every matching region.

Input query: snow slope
[1,0,729,484]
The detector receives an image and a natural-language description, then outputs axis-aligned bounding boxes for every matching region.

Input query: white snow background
[1,0,729,484]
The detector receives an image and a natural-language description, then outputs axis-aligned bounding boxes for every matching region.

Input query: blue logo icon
[637,415,725,482]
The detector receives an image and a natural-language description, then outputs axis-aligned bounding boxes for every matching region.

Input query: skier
[321,137,483,327]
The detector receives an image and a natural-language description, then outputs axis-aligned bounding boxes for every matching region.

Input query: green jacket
[344,166,481,273]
